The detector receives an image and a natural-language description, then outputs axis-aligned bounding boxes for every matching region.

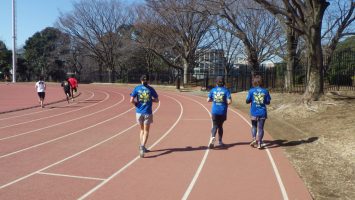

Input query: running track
[0,83,312,199]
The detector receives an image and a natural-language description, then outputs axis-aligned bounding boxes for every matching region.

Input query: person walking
[246,75,271,149]
[61,79,72,103]
[35,75,46,108]
[207,76,232,149]
[68,75,78,101]
[130,74,159,158]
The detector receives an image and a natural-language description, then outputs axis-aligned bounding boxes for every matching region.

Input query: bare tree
[254,0,331,101]
[322,0,354,71]
[135,5,179,72]
[56,0,133,82]
[205,0,283,72]
[137,0,213,84]
[210,23,244,78]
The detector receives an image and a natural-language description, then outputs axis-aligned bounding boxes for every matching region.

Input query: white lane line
[0,124,137,190]
[78,95,182,200]
[182,93,289,200]
[0,91,114,141]
[0,100,158,190]
[177,95,212,200]
[0,91,99,129]
[228,108,289,200]
[0,106,134,159]
[37,172,106,181]
[0,90,93,121]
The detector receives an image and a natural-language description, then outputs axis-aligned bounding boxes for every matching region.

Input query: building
[193,49,226,80]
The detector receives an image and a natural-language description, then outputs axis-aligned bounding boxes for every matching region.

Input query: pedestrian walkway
[0,82,67,113]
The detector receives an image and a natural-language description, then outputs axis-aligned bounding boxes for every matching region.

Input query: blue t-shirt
[130,84,158,114]
[246,87,271,118]
[208,86,231,115]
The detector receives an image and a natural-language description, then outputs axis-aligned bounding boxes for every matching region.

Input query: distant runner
[68,75,78,101]
[35,75,46,108]
[61,79,72,103]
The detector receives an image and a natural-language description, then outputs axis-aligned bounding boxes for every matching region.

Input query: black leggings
[211,114,226,141]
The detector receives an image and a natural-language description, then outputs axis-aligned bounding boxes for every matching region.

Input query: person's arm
[227,90,232,105]
[151,88,159,103]
[207,90,213,102]
[265,90,271,105]
[152,97,159,103]
[130,96,138,107]
[246,91,252,104]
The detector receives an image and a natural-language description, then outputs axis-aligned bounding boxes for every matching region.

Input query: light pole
[12,0,17,83]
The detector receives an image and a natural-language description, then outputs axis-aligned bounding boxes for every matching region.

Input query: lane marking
[78,95,182,200]
[0,91,101,129]
[0,91,114,141]
[0,107,134,159]
[37,172,106,181]
[181,93,289,200]
[0,90,93,121]
[176,95,212,200]
[0,98,161,189]
[228,108,289,200]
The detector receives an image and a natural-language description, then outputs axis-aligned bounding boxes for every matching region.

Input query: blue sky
[0,0,142,49]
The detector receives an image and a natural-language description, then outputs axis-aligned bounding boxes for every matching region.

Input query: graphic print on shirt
[138,89,150,104]
[214,90,225,103]
[253,91,265,106]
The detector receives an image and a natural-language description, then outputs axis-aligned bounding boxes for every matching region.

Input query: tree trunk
[303,30,324,101]
[285,26,298,92]
[246,50,259,78]
[182,58,189,85]
[107,68,112,83]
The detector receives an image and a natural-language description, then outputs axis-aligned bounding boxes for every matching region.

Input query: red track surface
[0,83,312,199]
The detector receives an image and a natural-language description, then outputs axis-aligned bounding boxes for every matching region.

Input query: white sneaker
[139,146,145,158]
[250,139,257,148]
[257,142,263,149]
[208,137,216,149]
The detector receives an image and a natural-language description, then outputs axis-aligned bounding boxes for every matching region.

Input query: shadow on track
[145,142,250,158]
[263,137,318,149]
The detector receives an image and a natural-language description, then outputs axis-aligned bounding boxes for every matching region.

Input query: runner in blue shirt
[246,75,271,149]
[207,76,232,148]
[130,74,159,157]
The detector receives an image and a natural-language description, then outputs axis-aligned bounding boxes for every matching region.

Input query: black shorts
[64,90,71,96]
[37,92,45,99]
[212,114,226,125]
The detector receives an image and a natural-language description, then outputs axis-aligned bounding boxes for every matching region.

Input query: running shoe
[218,141,225,147]
[139,146,145,158]
[250,139,257,148]
[143,146,150,153]
[257,142,263,149]
[208,137,216,149]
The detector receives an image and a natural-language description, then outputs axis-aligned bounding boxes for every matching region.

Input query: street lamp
[12,0,17,83]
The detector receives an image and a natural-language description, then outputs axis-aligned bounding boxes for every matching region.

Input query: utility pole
[12,0,17,83]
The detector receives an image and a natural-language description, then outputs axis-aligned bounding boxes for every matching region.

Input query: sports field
[0,83,311,199]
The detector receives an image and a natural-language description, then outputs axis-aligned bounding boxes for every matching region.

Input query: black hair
[215,76,225,86]
[140,74,149,81]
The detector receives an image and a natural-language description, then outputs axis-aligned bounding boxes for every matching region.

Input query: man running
[130,74,159,158]
[61,79,72,103]
[68,75,78,101]
[35,75,46,108]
